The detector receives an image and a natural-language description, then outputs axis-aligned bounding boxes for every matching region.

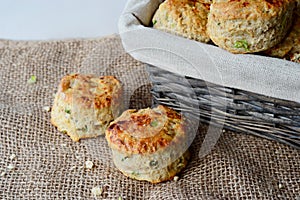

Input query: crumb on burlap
[173,176,179,182]
[10,154,16,160]
[85,161,94,169]
[43,106,51,112]
[7,164,15,170]
[91,186,103,196]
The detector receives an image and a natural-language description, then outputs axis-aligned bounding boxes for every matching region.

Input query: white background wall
[0,0,127,40]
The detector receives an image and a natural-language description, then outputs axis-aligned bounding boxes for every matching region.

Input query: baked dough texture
[207,0,296,53]
[106,105,191,183]
[198,0,213,4]
[264,13,300,60]
[51,74,123,142]
[152,0,211,43]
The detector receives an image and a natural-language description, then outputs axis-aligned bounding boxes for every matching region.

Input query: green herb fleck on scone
[150,120,158,127]
[131,171,140,176]
[121,156,129,162]
[65,108,71,114]
[234,40,249,51]
[152,19,157,26]
[149,160,158,167]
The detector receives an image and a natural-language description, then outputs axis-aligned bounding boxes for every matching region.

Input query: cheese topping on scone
[106,105,187,154]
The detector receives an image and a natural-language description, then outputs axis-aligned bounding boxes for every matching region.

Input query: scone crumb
[7,164,15,170]
[78,166,84,170]
[85,161,94,169]
[0,171,6,177]
[69,166,76,171]
[43,106,51,112]
[278,183,283,189]
[91,186,103,196]
[118,196,123,200]
[10,154,16,160]
[75,154,81,160]
[173,176,179,182]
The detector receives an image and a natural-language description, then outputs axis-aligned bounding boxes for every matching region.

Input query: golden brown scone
[264,14,300,60]
[152,0,211,43]
[51,74,123,142]
[105,105,191,183]
[207,0,296,54]
[198,0,213,3]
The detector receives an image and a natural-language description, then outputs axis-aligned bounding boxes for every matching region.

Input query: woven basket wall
[147,65,300,149]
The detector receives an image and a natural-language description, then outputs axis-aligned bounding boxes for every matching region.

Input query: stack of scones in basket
[51,74,192,183]
[152,0,300,63]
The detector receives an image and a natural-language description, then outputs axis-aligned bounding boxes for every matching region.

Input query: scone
[105,105,191,183]
[207,0,296,53]
[51,74,123,142]
[264,14,300,60]
[152,0,211,43]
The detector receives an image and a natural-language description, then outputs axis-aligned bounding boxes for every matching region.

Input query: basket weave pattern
[148,65,300,149]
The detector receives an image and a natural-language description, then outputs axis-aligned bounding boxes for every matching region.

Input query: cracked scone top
[51,74,123,142]
[105,105,191,183]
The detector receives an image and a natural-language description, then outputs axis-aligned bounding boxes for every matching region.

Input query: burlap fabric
[0,35,299,199]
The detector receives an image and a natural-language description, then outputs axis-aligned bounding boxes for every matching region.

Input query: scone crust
[207,0,296,53]
[57,74,121,109]
[115,150,191,183]
[106,105,188,154]
[152,0,211,43]
[51,74,123,142]
[106,105,192,183]
[264,14,300,59]
[198,0,213,3]
[284,14,300,63]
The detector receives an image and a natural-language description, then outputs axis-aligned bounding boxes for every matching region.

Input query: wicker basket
[147,65,300,149]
